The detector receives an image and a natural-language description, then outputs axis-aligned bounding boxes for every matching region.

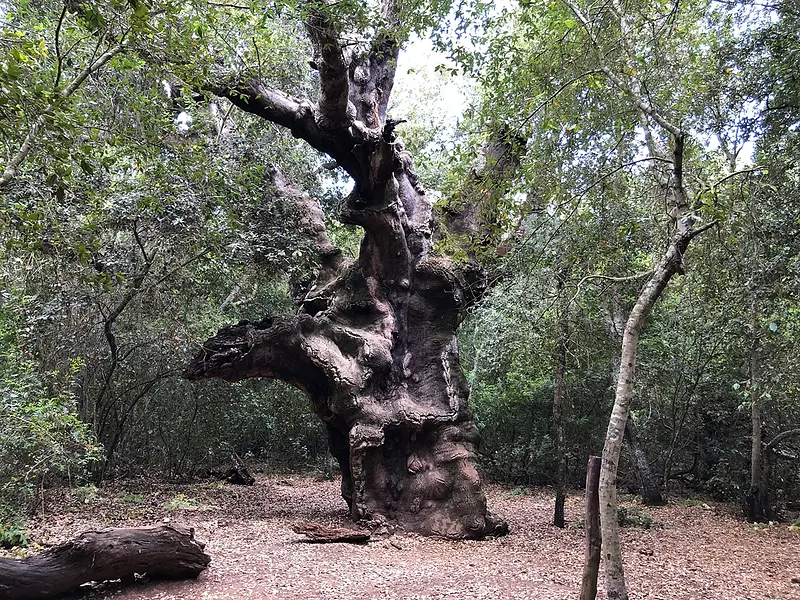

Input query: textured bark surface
[604,293,664,507]
[187,1,508,539]
[0,525,210,600]
[292,522,370,543]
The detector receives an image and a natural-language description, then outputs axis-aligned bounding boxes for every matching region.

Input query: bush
[0,303,100,520]
[0,520,28,549]
[617,506,653,529]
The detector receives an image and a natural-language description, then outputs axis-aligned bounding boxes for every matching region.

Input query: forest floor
[10,474,800,600]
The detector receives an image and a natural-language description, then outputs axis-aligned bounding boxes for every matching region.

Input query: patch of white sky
[391,35,472,142]
[322,33,477,198]
[684,1,781,167]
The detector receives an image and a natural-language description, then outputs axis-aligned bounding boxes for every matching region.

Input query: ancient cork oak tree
[184,1,508,539]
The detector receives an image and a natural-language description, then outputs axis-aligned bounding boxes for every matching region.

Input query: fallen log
[292,521,370,543]
[0,524,211,600]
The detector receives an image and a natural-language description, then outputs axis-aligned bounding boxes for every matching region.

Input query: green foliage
[0,295,100,519]
[120,492,146,504]
[0,520,28,549]
[617,506,653,529]
[163,493,198,511]
[1,0,798,525]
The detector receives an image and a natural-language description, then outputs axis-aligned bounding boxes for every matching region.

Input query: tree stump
[0,525,211,600]
[224,452,255,485]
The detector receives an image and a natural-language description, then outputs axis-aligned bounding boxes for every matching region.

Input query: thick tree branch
[209,78,367,178]
[305,1,352,128]
[185,316,320,386]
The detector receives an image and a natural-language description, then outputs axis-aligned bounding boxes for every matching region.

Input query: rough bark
[292,522,370,543]
[580,455,602,600]
[186,2,508,539]
[0,525,210,600]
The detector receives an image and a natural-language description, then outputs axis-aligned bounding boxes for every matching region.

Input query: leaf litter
[12,475,800,599]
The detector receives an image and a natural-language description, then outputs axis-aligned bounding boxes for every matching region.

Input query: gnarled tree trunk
[185,1,510,539]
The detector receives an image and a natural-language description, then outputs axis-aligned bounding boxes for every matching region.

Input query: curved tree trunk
[604,292,665,507]
[594,133,715,600]
[184,1,511,539]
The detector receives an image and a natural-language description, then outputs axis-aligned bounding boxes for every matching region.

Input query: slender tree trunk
[598,134,714,599]
[580,455,602,600]
[746,306,766,522]
[604,294,664,506]
[553,270,570,527]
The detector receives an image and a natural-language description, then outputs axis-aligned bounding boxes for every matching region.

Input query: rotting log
[0,525,210,600]
[292,521,370,544]
[580,456,602,600]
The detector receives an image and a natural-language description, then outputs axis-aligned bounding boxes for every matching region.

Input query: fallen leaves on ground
[12,475,800,599]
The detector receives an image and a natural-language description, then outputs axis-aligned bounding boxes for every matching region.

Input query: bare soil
[14,475,800,599]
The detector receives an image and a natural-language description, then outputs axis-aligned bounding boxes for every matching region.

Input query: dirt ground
[15,474,800,600]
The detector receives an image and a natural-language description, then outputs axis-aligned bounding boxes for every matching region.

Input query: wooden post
[580,456,602,600]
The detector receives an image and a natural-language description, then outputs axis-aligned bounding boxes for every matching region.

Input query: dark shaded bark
[0,525,210,600]
[552,270,569,528]
[186,2,509,539]
[745,309,768,522]
[224,452,255,485]
[580,456,602,600]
